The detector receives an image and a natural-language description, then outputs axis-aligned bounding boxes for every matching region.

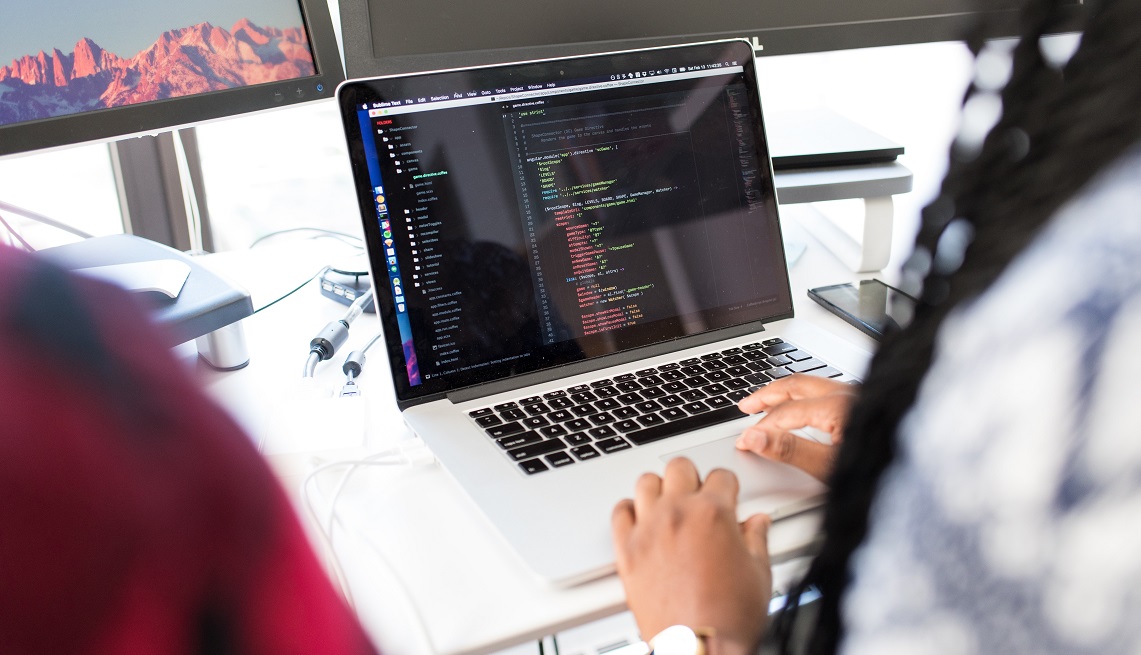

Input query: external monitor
[0,0,344,157]
[339,0,1088,78]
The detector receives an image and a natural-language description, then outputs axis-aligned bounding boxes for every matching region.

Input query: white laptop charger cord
[301,439,438,650]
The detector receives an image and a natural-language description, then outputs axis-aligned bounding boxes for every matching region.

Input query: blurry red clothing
[0,247,377,655]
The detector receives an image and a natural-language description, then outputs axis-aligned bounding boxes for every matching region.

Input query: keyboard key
[702,359,728,371]
[805,366,843,379]
[589,412,616,425]
[519,459,549,475]
[700,353,722,361]
[727,389,750,402]
[683,376,708,388]
[548,397,574,410]
[568,384,591,393]
[590,379,613,388]
[742,351,768,362]
[679,389,707,402]
[724,378,750,390]
[639,375,663,386]
[595,386,621,398]
[786,350,812,362]
[570,404,598,417]
[763,342,797,356]
[636,413,666,427]
[722,355,748,365]
[522,416,550,429]
[681,366,706,377]
[520,395,543,405]
[660,394,685,407]
[682,401,710,414]
[501,408,527,421]
[543,390,568,399]
[703,383,729,395]
[766,355,792,367]
[787,359,826,373]
[636,368,659,376]
[595,398,620,411]
[524,403,551,415]
[661,407,687,421]
[743,372,772,385]
[639,387,667,399]
[746,361,773,373]
[762,338,784,346]
[494,402,519,411]
[469,408,494,418]
[742,342,765,350]
[545,451,575,468]
[616,381,642,393]
[625,405,749,446]
[726,365,751,377]
[767,367,793,379]
[658,363,681,371]
[497,431,543,449]
[722,347,743,355]
[705,370,730,382]
[617,393,642,405]
[662,381,687,393]
[475,415,503,428]
[540,424,569,438]
[613,406,639,420]
[570,391,598,404]
[614,373,637,383]
[707,396,734,409]
[549,409,574,423]
[486,422,526,438]
[566,432,592,446]
[680,357,702,366]
[566,418,592,431]
[571,445,601,460]
[614,419,641,433]
[507,438,566,461]
[660,370,686,381]
[589,425,618,439]
[635,400,663,413]
[595,437,632,454]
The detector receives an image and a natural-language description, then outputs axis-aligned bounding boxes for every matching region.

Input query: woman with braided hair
[611,0,1141,653]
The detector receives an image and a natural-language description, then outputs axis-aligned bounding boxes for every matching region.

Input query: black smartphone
[808,279,917,340]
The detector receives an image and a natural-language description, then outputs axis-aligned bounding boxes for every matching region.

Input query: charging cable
[301,441,439,653]
[303,288,375,377]
[338,332,383,397]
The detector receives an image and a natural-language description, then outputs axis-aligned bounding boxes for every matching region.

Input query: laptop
[337,40,868,586]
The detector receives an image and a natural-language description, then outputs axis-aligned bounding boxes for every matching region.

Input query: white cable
[300,446,440,654]
[303,351,321,378]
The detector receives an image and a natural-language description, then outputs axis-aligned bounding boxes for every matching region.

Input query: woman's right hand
[735,375,857,481]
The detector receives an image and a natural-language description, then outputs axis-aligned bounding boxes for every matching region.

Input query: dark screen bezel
[0,0,345,157]
[338,40,794,407]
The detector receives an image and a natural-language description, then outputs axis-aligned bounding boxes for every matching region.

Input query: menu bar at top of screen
[364,64,746,117]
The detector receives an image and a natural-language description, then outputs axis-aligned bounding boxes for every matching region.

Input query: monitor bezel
[0,0,345,158]
[338,2,1087,79]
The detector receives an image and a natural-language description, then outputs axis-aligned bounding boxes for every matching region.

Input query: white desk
[191,206,885,655]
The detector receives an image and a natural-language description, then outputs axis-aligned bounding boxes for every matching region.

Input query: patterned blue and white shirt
[841,147,1141,654]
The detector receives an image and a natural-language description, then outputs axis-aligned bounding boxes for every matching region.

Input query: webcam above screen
[0,0,344,157]
[339,0,1087,78]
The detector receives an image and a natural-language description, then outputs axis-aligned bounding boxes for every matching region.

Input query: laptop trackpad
[660,436,827,519]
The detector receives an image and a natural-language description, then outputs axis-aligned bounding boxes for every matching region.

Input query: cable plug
[310,319,350,361]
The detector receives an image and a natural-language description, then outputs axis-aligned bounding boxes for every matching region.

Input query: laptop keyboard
[467,338,843,475]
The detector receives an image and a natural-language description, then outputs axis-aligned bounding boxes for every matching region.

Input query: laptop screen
[338,41,792,404]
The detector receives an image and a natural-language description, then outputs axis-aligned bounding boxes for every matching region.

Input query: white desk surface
[194,209,884,655]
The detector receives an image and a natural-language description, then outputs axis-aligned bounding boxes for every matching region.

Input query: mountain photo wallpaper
[0,2,315,127]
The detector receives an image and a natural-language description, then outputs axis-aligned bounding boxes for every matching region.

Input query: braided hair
[774,0,1141,652]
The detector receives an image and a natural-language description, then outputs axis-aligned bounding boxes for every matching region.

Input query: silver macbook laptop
[337,40,866,586]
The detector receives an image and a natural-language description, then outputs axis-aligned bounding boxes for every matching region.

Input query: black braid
[773,1,1141,652]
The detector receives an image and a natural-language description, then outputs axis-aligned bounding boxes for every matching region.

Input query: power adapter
[320,268,375,312]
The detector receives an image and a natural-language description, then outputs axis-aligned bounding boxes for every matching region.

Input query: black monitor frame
[339,1,1087,79]
[0,0,345,158]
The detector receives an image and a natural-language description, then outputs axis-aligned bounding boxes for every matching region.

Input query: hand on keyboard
[734,375,858,482]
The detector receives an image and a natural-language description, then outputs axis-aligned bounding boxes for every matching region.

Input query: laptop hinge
[444,319,775,405]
